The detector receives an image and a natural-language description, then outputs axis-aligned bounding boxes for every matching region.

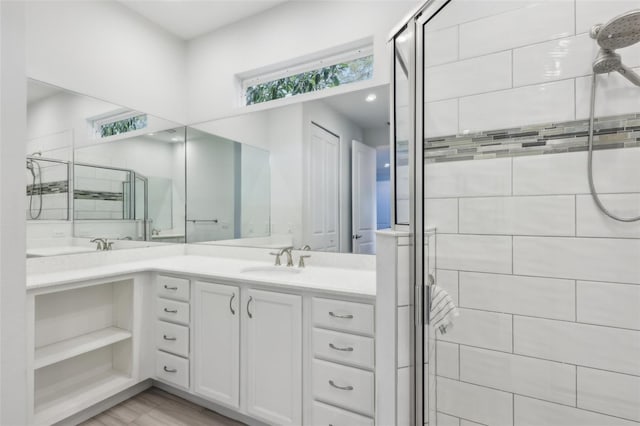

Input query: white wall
[423,0,640,138]
[192,111,270,151]
[364,126,389,148]
[0,2,27,423]
[303,99,364,252]
[186,0,417,123]
[25,1,187,124]
[267,104,305,246]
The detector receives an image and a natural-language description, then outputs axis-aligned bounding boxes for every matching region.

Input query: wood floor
[79,387,245,426]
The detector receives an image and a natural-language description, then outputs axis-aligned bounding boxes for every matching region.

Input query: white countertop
[27,246,96,257]
[27,254,376,298]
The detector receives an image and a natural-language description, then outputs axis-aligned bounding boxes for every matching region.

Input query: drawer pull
[163,335,177,341]
[164,308,178,314]
[163,285,178,290]
[329,311,353,319]
[329,380,353,391]
[230,293,236,315]
[163,366,177,373]
[329,342,354,352]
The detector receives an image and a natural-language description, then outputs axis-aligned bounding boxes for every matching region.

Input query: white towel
[430,284,459,335]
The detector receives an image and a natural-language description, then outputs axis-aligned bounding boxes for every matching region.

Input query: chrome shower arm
[617,63,640,86]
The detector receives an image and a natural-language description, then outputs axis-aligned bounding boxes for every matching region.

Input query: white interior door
[351,140,376,254]
[309,123,339,252]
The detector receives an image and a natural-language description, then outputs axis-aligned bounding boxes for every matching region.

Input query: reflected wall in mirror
[190,84,391,255]
[26,79,185,257]
[185,128,270,244]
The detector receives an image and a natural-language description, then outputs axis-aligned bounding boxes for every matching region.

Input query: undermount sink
[240,265,303,275]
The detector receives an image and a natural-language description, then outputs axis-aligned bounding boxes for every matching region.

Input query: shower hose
[587,73,640,222]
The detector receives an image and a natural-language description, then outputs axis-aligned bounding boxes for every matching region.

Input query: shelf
[34,327,132,369]
[35,369,133,426]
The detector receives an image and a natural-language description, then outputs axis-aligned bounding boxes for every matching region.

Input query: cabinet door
[244,289,302,425]
[194,281,240,409]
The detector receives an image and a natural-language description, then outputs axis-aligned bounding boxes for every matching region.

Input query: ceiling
[322,84,390,131]
[118,0,288,40]
[27,81,63,105]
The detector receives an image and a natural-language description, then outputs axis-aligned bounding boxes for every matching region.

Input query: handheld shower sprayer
[590,10,640,86]
[587,10,640,222]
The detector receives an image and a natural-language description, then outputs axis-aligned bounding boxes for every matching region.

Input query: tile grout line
[443,340,640,380]
[439,376,640,424]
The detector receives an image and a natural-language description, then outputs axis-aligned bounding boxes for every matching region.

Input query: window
[90,110,148,138]
[243,46,374,106]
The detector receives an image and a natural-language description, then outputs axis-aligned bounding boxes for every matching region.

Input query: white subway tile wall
[424,1,640,425]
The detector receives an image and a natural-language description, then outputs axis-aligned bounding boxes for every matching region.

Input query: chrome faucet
[90,238,107,251]
[300,244,311,251]
[90,238,113,251]
[279,247,294,267]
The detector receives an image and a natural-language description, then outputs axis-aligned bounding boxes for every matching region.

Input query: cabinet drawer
[312,298,374,336]
[312,359,374,416]
[157,298,190,325]
[313,328,374,370]
[156,350,189,389]
[156,320,189,358]
[312,401,373,426]
[157,276,190,301]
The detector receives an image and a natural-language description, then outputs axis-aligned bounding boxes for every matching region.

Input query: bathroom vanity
[26,247,376,426]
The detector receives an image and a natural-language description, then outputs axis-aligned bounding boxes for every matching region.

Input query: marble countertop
[27,254,376,298]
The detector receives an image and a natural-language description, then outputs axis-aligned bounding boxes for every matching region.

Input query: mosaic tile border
[26,180,68,196]
[74,190,123,202]
[425,113,640,163]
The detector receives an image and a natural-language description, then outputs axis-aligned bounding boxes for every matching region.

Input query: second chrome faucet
[270,246,311,268]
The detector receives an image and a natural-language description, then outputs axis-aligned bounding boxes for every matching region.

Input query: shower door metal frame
[390,1,452,425]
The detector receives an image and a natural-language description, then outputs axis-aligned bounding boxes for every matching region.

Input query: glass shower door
[414,1,640,425]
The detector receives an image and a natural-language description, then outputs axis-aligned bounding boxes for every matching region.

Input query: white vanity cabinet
[193,282,302,426]
[193,281,240,409]
[243,288,302,426]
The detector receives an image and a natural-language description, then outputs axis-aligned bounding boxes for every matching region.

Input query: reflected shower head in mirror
[590,9,640,86]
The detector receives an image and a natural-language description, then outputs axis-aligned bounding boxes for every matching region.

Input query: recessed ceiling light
[147,133,155,136]
[171,137,181,142]
[366,93,377,102]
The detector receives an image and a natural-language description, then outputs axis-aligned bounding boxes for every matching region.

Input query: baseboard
[53,379,153,426]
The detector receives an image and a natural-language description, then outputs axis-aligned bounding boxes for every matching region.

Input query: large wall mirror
[191,84,391,255]
[26,79,185,257]
[26,79,390,257]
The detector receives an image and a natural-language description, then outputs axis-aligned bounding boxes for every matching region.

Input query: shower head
[26,159,36,178]
[590,10,640,87]
[592,49,622,74]
[591,9,640,50]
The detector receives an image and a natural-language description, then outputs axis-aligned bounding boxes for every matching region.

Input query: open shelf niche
[33,279,134,425]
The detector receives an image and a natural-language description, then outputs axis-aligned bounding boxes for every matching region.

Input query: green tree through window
[100,114,148,138]
[245,55,373,105]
